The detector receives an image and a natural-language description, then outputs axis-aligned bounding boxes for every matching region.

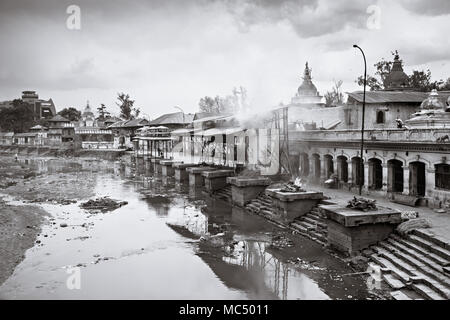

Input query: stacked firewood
[346,196,377,211]
[279,181,306,193]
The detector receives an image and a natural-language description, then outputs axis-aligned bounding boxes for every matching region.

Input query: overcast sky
[0,0,449,119]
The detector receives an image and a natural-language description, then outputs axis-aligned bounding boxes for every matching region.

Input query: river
[0,157,377,299]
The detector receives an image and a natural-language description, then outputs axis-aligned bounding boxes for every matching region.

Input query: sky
[0,0,449,119]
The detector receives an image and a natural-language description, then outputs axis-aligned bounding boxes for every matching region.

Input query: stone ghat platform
[186,166,217,187]
[173,163,200,182]
[320,204,402,254]
[265,188,323,221]
[160,160,182,177]
[227,176,271,207]
[203,169,235,192]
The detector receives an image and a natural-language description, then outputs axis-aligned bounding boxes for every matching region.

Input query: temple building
[288,53,450,209]
[287,62,342,130]
[344,53,429,130]
[79,101,96,127]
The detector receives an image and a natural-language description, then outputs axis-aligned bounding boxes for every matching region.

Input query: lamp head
[353,44,357,48]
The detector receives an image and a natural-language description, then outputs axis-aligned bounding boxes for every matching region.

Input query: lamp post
[353,44,367,196]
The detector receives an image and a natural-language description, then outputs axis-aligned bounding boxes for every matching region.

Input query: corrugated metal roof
[108,118,149,128]
[347,91,429,104]
[14,132,37,137]
[0,132,14,137]
[148,112,194,125]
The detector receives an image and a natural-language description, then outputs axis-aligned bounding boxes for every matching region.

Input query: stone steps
[371,245,449,299]
[386,237,448,275]
[213,186,232,200]
[366,227,450,300]
[370,254,412,283]
[390,234,449,266]
[390,290,414,300]
[408,234,450,261]
[378,242,450,290]
[411,283,446,300]
[288,205,328,247]
[412,229,450,251]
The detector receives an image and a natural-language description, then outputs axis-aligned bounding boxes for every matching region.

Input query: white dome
[420,89,445,110]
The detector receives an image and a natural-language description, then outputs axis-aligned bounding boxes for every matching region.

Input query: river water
[0,158,376,299]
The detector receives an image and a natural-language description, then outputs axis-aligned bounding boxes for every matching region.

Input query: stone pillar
[333,159,338,178]
[363,162,369,190]
[402,166,410,195]
[382,163,388,192]
[368,161,374,189]
[320,158,327,181]
[308,157,316,182]
[347,162,353,185]
[426,167,435,199]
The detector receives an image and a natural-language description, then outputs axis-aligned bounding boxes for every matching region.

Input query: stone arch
[406,157,432,169]
[435,163,450,191]
[387,159,404,193]
[324,154,334,179]
[368,158,383,190]
[351,156,364,186]
[409,161,426,197]
[336,155,349,183]
[299,152,310,177]
[312,153,321,181]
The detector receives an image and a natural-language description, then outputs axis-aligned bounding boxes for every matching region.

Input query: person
[395,118,404,128]
[14,153,18,162]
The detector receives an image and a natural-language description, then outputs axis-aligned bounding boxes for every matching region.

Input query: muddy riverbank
[0,156,99,286]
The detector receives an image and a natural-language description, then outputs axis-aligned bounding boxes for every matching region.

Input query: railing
[290,127,450,143]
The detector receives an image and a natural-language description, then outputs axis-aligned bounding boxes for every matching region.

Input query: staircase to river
[211,185,232,201]
[365,229,450,300]
[217,185,450,300]
[289,206,328,246]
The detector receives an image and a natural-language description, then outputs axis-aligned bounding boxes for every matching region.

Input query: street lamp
[353,44,367,196]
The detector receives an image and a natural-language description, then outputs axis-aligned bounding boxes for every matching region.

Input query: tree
[199,96,217,113]
[0,99,35,133]
[324,80,344,107]
[58,107,81,121]
[116,92,135,120]
[132,107,141,119]
[198,87,248,114]
[97,104,110,120]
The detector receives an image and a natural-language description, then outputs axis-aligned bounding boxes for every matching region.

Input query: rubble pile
[80,197,128,212]
[346,197,377,211]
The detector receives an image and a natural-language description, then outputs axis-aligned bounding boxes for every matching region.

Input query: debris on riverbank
[270,233,294,249]
[80,196,128,212]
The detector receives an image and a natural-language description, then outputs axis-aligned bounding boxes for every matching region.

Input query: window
[435,164,450,190]
[376,110,385,124]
